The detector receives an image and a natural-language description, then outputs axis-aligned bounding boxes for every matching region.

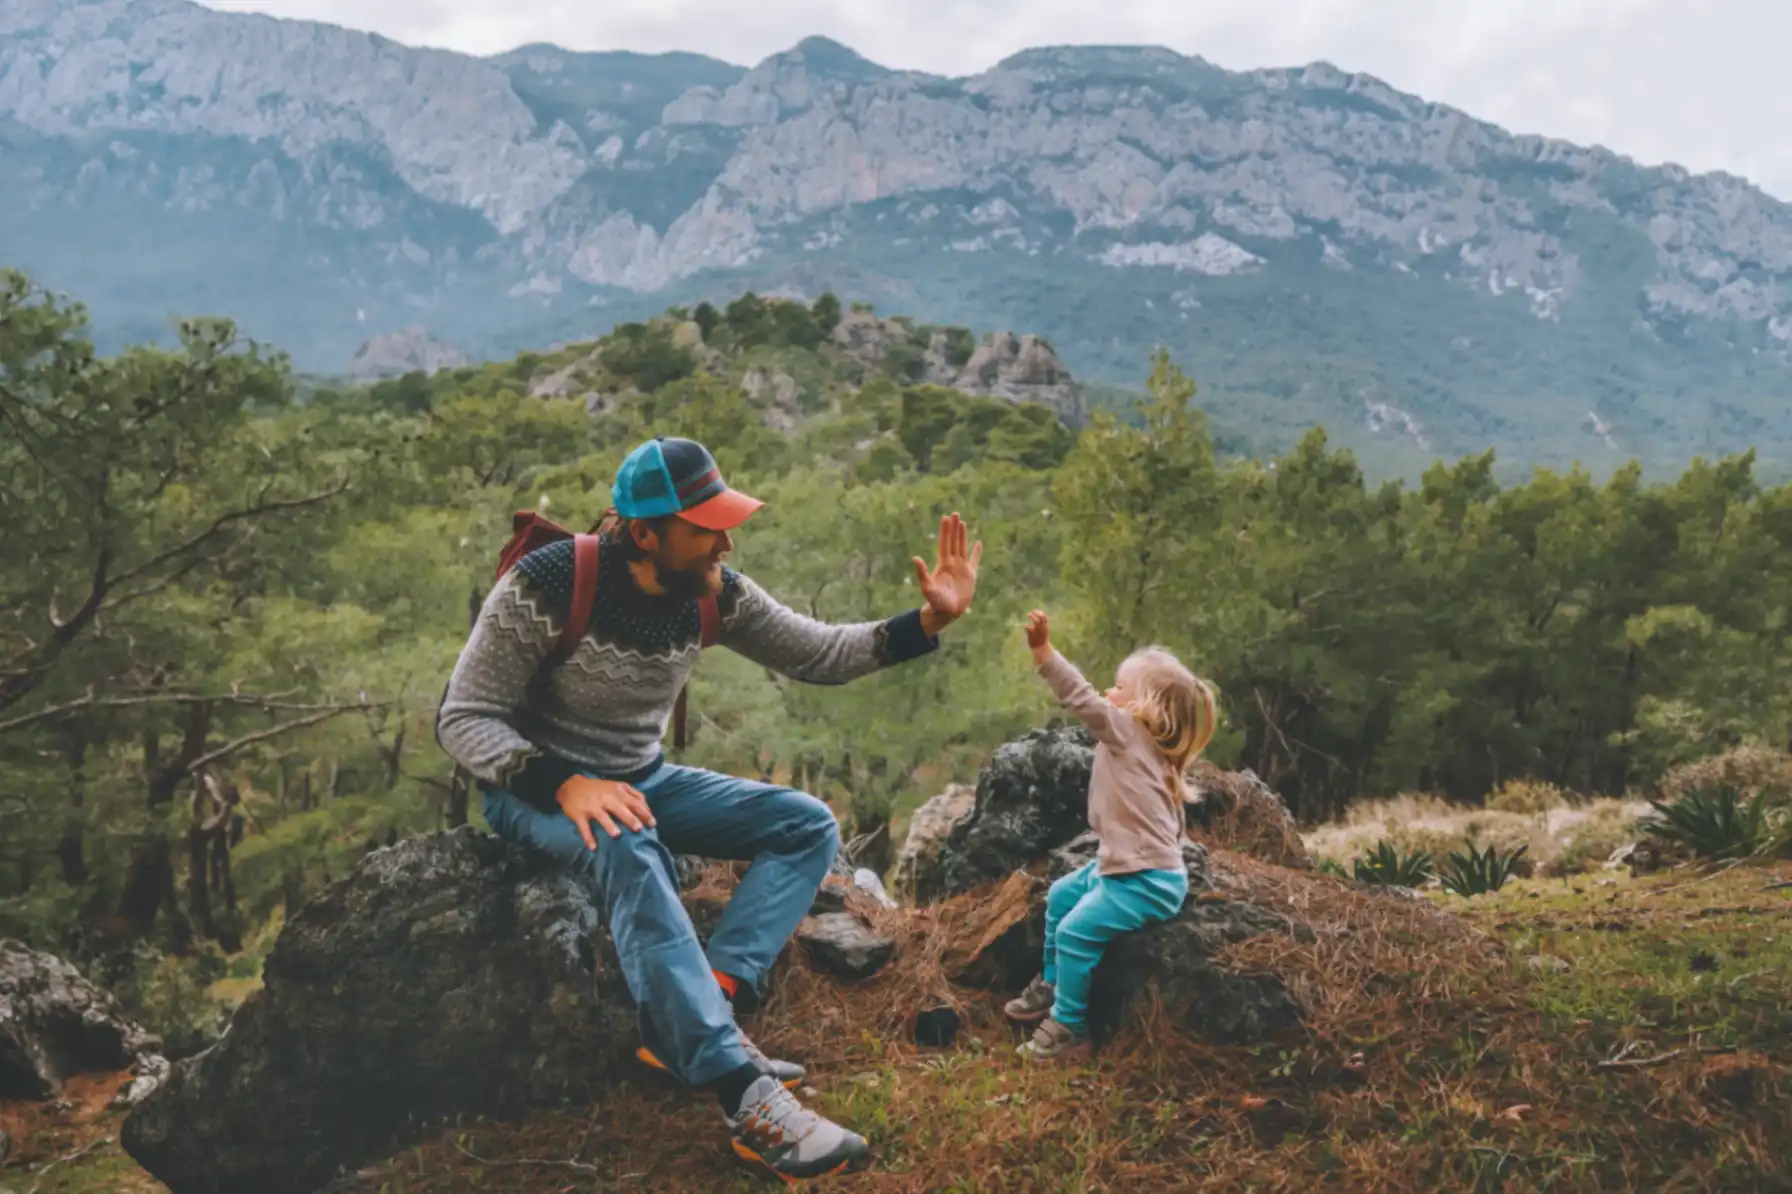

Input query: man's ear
[630,520,660,553]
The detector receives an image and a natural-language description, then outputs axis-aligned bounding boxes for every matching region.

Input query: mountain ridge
[3,0,1790,476]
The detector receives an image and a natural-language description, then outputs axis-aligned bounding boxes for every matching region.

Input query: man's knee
[777,789,840,853]
[585,824,673,883]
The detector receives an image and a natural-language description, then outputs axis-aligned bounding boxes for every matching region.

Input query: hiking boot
[726,1073,871,1183]
[1003,975,1055,1023]
[637,1022,805,1090]
[1017,1017,1091,1062]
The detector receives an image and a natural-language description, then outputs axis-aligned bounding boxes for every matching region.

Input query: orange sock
[713,969,740,1000]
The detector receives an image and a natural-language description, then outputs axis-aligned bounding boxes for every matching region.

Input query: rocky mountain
[3,0,1791,475]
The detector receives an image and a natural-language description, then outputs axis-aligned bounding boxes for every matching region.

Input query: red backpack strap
[545,533,600,667]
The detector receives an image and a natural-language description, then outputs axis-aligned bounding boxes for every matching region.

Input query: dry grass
[355,857,1789,1193]
[1302,790,1651,879]
[1188,762,1311,870]
[12,860,1790,1194]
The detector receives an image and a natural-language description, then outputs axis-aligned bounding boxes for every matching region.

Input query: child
[1005,610,1218,1060]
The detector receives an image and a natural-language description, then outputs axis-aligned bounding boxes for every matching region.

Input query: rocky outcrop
[121,827,634,1194]
[946,332,1089,427]
[0,940,167,1108]
[346,327,471,380]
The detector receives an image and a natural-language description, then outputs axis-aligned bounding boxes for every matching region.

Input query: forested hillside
[3,268,1790,1054]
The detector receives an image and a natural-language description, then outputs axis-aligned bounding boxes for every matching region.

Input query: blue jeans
[481,764,840,1087]
[1042,859,1188,1034]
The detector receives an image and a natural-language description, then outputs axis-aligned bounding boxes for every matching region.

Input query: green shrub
[1352,840,1433,888]
[1437,842,1529,896]
[1641,784,1771,860]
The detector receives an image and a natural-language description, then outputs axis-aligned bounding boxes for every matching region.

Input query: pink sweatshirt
[1037,650,1186,875]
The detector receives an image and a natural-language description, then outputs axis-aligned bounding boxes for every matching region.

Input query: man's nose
[717,530,734,553]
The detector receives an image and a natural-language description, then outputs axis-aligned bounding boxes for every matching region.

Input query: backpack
[497,509,719,751]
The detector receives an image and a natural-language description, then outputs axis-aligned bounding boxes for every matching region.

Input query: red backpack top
[498,510,719,751]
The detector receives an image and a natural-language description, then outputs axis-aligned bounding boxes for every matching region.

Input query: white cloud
[196,0,1792,200]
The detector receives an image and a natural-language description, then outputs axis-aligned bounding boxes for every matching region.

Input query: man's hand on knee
[555,775,656,849]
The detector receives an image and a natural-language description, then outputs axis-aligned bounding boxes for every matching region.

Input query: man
[436,435,980,1182]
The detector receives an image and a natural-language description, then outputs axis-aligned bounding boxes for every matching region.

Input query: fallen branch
[27,1137,113,1194]
[1594,1044,1737,1072]
[449,1135,602,1176]
[1764,881,1792,892]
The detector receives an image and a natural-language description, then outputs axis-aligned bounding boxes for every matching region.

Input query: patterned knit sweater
[436,538,939,805]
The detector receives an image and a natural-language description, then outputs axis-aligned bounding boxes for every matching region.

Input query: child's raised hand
[1025,609,1051,653]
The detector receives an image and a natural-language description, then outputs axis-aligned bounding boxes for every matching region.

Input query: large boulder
[121,826,635,1194]
[940,829,1305,1045]
[1049,834,1304,1043]
[0,939,168,1107]
[915,727,1312,902]
[921,725,1097,902]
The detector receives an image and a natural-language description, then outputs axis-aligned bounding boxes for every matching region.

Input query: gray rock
[891,783,976,902]
[0,939,166,1103]
[121,826,636,1194]
[796,913,895,980]
[0,1125,10,1166]
[922,725,1099,903]
[851,868,897,909]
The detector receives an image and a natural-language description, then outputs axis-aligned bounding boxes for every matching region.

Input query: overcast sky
[199,0,1792,202]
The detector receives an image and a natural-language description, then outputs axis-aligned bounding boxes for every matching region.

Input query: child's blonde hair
[1119,646,1218,801]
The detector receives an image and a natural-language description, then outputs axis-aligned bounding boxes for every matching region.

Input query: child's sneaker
[1003,975,1056,1023]
[726,1073,871,1182]
[1017,1017,1091,1062]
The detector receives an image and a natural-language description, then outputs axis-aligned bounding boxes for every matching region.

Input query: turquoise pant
[1043,859,1188,1034]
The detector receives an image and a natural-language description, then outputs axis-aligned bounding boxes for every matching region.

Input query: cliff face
[5,3,1791,470]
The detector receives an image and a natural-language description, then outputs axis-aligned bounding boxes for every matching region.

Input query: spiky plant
[1641,784,1770,861]
[1438,841,1529,896]
[1352,840,1433,888]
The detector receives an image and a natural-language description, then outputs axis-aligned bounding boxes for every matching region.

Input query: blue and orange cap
[611,436,763,531]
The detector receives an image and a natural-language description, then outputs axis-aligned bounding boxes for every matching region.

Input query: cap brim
[679,487,764,531]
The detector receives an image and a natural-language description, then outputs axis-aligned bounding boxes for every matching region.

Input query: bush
[1486,778,1572,815]
[114,945,232,1060]
[1659,746,1792,809]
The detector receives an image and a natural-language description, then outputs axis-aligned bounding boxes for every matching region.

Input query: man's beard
[653,556,722,601]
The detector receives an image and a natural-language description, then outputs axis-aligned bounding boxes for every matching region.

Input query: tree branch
[185,701,383,774]
[104,477,352,593]
[0,691,352,737]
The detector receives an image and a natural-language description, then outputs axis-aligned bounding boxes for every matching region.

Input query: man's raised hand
[915,512,983,635]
